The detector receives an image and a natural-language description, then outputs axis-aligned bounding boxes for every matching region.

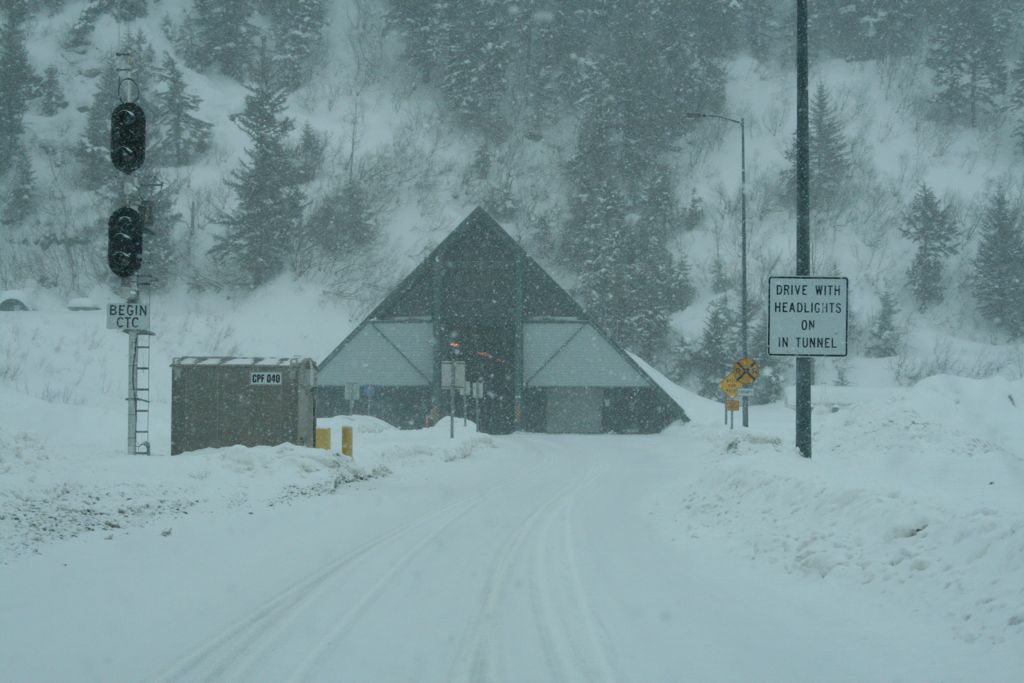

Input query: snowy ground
[2,301,1024,682]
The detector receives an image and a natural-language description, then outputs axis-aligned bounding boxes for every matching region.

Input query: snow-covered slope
[2,296,1023,680]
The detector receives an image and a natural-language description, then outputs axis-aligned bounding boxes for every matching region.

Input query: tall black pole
[795,0,812,458]
[740,117,749,428]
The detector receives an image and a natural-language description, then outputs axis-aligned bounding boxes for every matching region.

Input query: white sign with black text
[107,302,150,331]
[768,276,848,357]
[250,371,283,386]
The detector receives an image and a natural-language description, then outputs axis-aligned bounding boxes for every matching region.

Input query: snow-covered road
[4,428,1018,682]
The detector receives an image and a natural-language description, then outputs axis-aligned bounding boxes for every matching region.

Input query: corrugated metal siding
[318,321,433,386]
[170,359,317,455]
[524,322,650,387]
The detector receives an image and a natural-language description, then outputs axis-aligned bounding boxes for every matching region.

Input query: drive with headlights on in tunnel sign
[768,276,849,357]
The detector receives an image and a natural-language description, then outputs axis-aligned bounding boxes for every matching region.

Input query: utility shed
[171,357,317,455]
[318,207,688,434]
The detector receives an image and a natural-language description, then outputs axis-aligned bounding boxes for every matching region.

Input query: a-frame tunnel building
[317,208,688,434]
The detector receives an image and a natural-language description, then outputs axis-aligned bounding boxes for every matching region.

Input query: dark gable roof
[368,207,583,321]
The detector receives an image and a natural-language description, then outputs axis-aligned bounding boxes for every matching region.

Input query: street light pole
[739,117,748,427]
[687,112,750,427]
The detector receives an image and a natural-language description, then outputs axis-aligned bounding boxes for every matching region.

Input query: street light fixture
[686,112,749,427]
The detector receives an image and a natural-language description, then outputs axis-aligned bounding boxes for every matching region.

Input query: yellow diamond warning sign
[733,358,760,385]
[720,374,741,398]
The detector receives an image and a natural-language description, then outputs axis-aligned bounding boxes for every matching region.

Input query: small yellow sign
[720,374,741,398]
[315,428,332,451]
[725,399,741,411]
[734,358,760,385]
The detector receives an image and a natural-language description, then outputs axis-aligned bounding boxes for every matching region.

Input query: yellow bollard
[341,426,353,457]
[315,427,332,451]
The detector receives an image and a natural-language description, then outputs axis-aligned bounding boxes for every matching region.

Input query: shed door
[545,387,603,434]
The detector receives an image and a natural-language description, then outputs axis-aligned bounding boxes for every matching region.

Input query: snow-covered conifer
[154,54,212,166]
[38,65,68,116]
[926,3,1009,127]
[210,43,305,288]
[901,184,958,310]
[972,188,1024,337]
[865,290,902,358]
[0,0,35,173]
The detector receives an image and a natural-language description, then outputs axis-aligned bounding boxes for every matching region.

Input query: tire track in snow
[152,490,488,683]
[523,459,626,683]
[556,459,632,683]
[454,479,580,682]
[448,453,624,683]
[281,493,486,683]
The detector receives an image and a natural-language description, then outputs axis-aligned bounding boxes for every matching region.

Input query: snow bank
[646,375,1024,646]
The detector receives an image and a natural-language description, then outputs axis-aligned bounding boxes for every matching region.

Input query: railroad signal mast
[109,52,152,456]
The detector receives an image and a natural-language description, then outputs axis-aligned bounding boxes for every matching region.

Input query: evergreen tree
[439,1,510,138]
[385,0,450,84]
[1011,53,1024,156]
[0,0,35,174]
[972,189,1024,337]
[561,98,695,360]
[560,104,625,267]
[76,68,122,193]
[162,12,201,70]
[273,0,326,90]
[190,0,256,81]
[107,0,148,22]
[739,0,780,63]
[683,0,743,61]
[783,82,851,210]
[710,252,732,294]
[926,2,1010,127]
[137,175,185,289]
[210,44,305,288]
[62,3,102,52]
[2,145,35,226]
[864,290,902,357]
[679,295,740,398]
[293,122,325,184]
[307,177,377,254]
[900,183,958,309]
[592,0,726,159]
[578,220,693,361]
[38,65,69,116]
[154,53,212,166]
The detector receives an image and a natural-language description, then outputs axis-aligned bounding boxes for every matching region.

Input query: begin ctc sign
[107,302,150,331]
[768,276,848,357]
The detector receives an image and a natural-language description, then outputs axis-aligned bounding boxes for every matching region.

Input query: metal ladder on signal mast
[127,275,153,456]
[130,329,152,455]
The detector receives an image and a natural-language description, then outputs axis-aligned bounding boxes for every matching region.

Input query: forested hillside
[2,0,1024,394]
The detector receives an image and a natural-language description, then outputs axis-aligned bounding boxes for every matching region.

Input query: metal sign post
[795,0,812,458]
[345,382,359,415]
[472,381,484,431]
[441,361,466,438]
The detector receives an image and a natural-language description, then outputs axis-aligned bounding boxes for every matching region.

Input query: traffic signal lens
[108,207,144,278]
[110,103,146,174]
